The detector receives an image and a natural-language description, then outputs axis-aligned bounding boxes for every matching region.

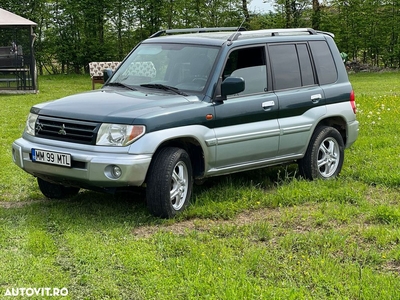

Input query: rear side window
[297,44,314,86]
[309,41,338,85]
[268,43,315,90]
[269,44,301,90]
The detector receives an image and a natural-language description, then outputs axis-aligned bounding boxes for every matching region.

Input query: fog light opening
[105,165,123,180]
[112,165,122,179]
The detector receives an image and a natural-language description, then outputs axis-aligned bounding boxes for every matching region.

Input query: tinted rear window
[297,44,314,86]
[269,44,301,90]
[309,41,338,85]
[269,43,316,90]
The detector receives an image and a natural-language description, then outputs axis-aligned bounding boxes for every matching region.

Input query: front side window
[110,43,219,92]
[223,46,267,97]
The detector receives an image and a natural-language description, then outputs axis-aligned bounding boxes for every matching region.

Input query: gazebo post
[30,27,37,91]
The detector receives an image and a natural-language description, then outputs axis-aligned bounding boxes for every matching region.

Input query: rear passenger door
[268,42,326,156]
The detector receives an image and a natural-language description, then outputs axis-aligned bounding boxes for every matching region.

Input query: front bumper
[12,138,152,188]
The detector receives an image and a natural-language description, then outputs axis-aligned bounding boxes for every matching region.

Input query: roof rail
[228,28,334,41]
[315,30,335,38]
[150,27,246,38]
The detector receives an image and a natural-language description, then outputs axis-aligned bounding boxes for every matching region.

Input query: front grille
[35,116,100,145]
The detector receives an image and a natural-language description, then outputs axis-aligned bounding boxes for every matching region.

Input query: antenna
[227,19,247,42]
[238,17,246,31]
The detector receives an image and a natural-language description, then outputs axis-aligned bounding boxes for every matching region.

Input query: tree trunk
[285,0,291,28]
[312,0,320,30]
[242,0,250,25]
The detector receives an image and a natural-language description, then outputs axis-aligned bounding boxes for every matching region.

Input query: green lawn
[0,72,400,299]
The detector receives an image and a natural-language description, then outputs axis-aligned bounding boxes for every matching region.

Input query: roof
[0,8,37,26]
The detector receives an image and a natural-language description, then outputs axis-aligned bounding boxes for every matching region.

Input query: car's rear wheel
[37,178,80,199]
[298,126,344,180]
[146,147,193,218]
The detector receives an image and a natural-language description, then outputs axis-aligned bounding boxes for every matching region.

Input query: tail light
[350,90,356,114]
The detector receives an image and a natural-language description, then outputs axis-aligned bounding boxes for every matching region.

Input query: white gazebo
[0,8,37,93]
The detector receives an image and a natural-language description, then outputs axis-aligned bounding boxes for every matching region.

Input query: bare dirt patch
[132,206,316,238]
[0,200,46,209]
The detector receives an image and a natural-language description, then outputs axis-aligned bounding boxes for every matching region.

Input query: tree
[269,0,311,28]
[312,0,320,29]
[4,0,399,73]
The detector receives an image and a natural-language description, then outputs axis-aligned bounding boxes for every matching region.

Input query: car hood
[35,88,201,124]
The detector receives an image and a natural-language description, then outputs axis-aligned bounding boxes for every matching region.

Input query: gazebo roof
[0,8,37,26]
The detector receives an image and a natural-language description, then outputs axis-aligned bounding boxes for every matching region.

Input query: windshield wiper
[106,82,137,91]
[140,84,188,96]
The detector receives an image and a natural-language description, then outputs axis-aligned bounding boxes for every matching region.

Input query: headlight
[96,124,145,146]
[25,113,38,136]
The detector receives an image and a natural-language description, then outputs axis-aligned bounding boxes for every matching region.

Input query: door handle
[311,94,322,102]
[262,100,275,109]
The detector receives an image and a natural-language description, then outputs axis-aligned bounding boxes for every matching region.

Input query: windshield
[109,43,219,92]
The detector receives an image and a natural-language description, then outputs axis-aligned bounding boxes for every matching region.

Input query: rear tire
[37,178,80,199]
[298,126,344,180]
[146,147,193,218]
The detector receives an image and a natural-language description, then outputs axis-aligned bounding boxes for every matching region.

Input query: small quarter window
[309,41,338,85]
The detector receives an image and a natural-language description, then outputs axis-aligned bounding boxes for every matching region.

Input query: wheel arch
[149,137,205,180]
[315,116,347,145]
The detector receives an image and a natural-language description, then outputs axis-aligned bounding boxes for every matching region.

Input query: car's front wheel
[298,126,344,180]
[37,178,80,199]
[146,147,193,218]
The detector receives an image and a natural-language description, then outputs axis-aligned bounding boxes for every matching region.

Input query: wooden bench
[89,61,120,89]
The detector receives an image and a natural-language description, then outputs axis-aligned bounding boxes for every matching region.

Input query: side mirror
[221,77,245,97]
[103,68,114,83]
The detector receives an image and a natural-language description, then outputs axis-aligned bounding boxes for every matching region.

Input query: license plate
[31,149,71,167]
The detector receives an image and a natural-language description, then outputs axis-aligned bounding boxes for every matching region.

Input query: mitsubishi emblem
[58,124,67,135]
[36,122,43,133]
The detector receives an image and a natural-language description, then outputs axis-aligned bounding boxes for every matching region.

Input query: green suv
[12,28,359,218]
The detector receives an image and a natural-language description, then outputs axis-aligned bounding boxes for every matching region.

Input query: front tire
[146,147,193,218]
[37,178,80,199]
[298,126,344,180]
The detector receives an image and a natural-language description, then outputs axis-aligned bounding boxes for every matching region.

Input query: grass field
[0,72,400,299]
